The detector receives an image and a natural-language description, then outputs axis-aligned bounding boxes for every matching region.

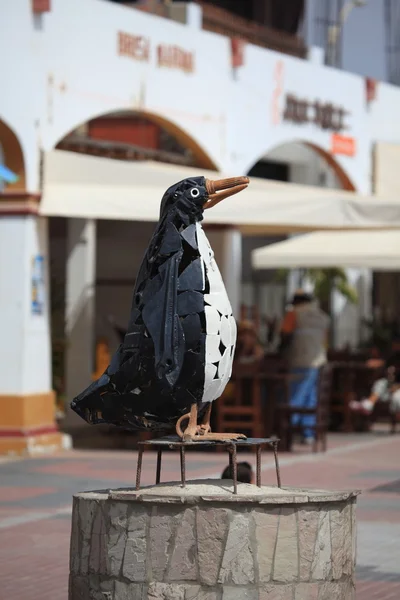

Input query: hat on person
[221,461,253,484]
[291,288,314,306]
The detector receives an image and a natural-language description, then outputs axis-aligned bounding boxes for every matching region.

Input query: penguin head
[159,175,249,221]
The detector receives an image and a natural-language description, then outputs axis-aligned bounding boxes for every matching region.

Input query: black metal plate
[138,435,280,447]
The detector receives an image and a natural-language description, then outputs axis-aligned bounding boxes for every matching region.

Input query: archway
[247,140,356,191]
[245,140,362,352]
[55,109,218,172]
[0,119,26,191]
[242,140,357,342]
[305,142,356,192]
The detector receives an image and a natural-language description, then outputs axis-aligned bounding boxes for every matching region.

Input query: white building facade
[1,0,400,452]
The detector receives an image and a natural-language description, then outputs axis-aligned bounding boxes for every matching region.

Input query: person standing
[280,290,330,444]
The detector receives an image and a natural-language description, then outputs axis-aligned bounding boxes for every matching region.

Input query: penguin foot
[176,404,246,442]
[183,423,212,441]
[176,403,200,441]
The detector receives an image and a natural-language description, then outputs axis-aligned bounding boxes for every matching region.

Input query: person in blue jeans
[280,290,330,444]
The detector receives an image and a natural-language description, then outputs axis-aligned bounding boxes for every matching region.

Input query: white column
[64,219,96,429]
[0,215,52,394]
[205,227,242,319]
[0,214,66,455]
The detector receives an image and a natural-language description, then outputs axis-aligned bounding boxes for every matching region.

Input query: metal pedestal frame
[135,436,281,495]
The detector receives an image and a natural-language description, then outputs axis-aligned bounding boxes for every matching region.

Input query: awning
[252,230,400,271]
[40,150,400,233]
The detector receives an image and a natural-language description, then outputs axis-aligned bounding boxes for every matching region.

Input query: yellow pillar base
[0,391,66,456]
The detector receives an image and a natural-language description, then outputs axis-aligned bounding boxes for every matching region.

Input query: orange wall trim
[0,424,59,437]
[0,391,63,455]
[0,391,57,429]
[0,432,64,457]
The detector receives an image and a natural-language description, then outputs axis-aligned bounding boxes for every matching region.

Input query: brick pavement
[0,431,399,599]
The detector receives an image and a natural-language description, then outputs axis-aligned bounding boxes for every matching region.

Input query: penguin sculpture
[71,175,249,441]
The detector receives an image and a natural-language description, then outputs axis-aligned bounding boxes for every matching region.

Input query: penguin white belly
[196,222,237,404]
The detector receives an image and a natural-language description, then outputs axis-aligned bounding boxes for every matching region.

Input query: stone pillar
[0,211,65,455]
[64,218,96,433]
[205,226,242,319]
[69,481,359,599]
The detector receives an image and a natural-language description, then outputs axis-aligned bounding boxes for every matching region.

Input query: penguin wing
[142,250,185,389]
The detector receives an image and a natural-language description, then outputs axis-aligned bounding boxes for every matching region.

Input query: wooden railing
[199,2,306,59]
[57,136,195,167]
[124,1,168,18]
[125,1,306,59]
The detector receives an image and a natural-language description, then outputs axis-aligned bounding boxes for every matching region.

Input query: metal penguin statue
[71,175,249,441]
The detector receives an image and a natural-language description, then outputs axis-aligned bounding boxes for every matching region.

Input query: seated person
[351,359,400,415]
[234,320,264,365]
[221,461,254,484]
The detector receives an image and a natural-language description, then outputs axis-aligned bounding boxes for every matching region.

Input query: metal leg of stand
[273,441,282,488]
[180,446,186,488]
[156,449,162,485]
[136,445,144,491]
[256,445,262,487]
[231,443,237,494]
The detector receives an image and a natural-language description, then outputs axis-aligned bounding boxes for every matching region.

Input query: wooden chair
[215,362,265,440]
[275,364,333,453]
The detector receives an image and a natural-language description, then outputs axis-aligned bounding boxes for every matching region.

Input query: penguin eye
[190,187,200,198]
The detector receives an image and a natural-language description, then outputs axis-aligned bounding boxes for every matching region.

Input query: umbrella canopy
[252,230,400,271]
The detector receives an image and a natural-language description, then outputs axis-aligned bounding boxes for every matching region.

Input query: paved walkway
[0,430,399,599]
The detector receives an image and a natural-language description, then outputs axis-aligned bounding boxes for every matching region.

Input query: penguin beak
[204,176,249,209]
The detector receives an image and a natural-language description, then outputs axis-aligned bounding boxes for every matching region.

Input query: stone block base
[69,577,354,599]
[69,481,360,600]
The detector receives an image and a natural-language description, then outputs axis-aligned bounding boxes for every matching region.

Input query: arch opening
[56,109,218,172]
[247,140,356,191]
[0,119,26,191]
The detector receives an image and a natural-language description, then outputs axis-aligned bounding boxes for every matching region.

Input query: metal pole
[156,449,162,485]
[326,1,367,67]
[273,442,282,488]
[135,446,144,491]
[232,443,238,495]
[180,446,186,488]
[256,445,262,487]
